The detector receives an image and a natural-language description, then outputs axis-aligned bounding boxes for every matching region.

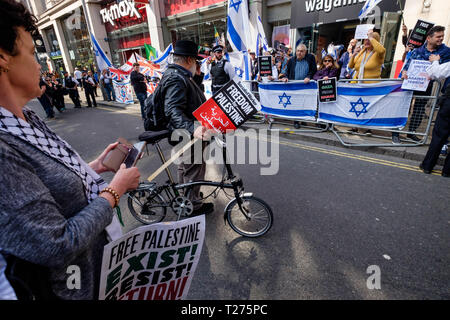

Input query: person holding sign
[313,54,340,81]
[159,40,214,216]
[401,26,450,142]
[348,30,386,82]
[257,51,278,83]
[419,55,450,177]
[0,0,141,300]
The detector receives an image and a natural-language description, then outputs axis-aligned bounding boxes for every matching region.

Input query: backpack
[143,72,188,132]
[143,89,168,132]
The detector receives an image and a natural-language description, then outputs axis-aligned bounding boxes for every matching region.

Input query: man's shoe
[442,172,450,178]
[392,135,401,144]
[74,106,81,108]
[364,129,373,136]
[419,163,432,174]
[191,203,214,216]
[407,134,421,142]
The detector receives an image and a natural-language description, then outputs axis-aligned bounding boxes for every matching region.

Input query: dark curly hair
[0,0,38,56]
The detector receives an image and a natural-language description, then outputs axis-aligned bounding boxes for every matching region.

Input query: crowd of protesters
[239,25,449,152]
[37,66,110,118]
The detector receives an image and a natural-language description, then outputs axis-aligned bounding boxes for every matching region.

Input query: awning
[291,0,405,29]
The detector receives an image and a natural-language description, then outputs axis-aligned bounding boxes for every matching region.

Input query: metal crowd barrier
[242,78,442,148]
[330,78,441,147]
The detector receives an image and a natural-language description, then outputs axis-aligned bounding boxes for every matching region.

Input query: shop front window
[61,7,94,70]
[170,17,227,55]
[45,27,65,76]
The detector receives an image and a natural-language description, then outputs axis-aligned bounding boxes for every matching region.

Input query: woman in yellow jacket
[348,30,386,82]
[347,30,386,134]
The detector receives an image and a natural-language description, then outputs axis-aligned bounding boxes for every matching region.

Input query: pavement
[90,96,446,168]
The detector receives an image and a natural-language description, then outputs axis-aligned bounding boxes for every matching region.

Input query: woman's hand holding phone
[89,142,119,174]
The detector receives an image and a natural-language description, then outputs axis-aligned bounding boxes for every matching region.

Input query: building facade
[29,0,165,75]
[30,0,445,80]
[30,0,263,75]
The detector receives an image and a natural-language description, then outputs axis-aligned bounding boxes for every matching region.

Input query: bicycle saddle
[139,130,171,143]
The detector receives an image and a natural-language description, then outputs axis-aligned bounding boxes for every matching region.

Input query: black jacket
[159,64,206,134]
[284,54,317,80]
[130,70,148,94]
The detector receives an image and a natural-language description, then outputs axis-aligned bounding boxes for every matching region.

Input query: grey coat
[0,132,113,299]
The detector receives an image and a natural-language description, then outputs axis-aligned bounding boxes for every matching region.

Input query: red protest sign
[193,80,260,133]
[192,98,237,133]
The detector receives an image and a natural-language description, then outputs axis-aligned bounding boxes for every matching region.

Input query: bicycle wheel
[225,195,273,237]
[127,186,167,225]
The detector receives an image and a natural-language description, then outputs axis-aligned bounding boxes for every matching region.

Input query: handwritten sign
[407,19,435,49]
[318,77,337,103]
[192,79,261,133]
[99,216,205,300]
[258,56,273,77]
[355,24,375,39]
[401,59,432,92]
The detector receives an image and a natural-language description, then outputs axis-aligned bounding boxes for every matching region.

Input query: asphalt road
[26,99,450,300]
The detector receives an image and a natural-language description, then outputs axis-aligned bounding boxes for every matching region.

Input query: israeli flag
[152,44,173,64]
[256,14,269,56]
[91,33,112,71]
[200,57,210,81]
[358,0,382,20]
[227,0,252,80]
[318,81,413,128]
[225,52,250,80]
[259,81,318,120]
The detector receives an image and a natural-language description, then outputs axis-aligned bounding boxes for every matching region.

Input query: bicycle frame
[146,134,251,221]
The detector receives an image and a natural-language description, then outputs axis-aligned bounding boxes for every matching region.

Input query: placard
[318,77,337,103]
[258,56,273,77]
[401,59,432,92]
[98,215,205,300]
[407,19,435,48]
[193,79,261,133]
[355,24,375,39]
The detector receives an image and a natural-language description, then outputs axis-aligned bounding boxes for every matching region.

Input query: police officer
[81,71,97,108]
[207,45,235,94]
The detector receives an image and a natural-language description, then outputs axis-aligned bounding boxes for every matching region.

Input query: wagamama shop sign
[100,0,141,26]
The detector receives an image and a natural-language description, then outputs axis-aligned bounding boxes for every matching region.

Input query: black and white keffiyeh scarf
[0,106,122,240]
[0,106,105,201]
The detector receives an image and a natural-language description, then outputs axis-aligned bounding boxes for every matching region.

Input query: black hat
[212,45,224,53]
[173,40,202,59]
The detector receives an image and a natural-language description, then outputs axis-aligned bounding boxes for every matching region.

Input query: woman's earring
[0,66,9,75]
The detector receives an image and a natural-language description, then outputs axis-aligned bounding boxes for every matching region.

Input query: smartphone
[123,141,146,168]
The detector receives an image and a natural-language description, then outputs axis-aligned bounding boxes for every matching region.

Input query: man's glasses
[324,60,332,62]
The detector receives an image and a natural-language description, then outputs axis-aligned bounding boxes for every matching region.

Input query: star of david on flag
[278,92,292,108]
[317,81,414,128]
[235,67,244,78]
[229,0,242,13]
[349,98,369,117]
[258,82,318,120]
